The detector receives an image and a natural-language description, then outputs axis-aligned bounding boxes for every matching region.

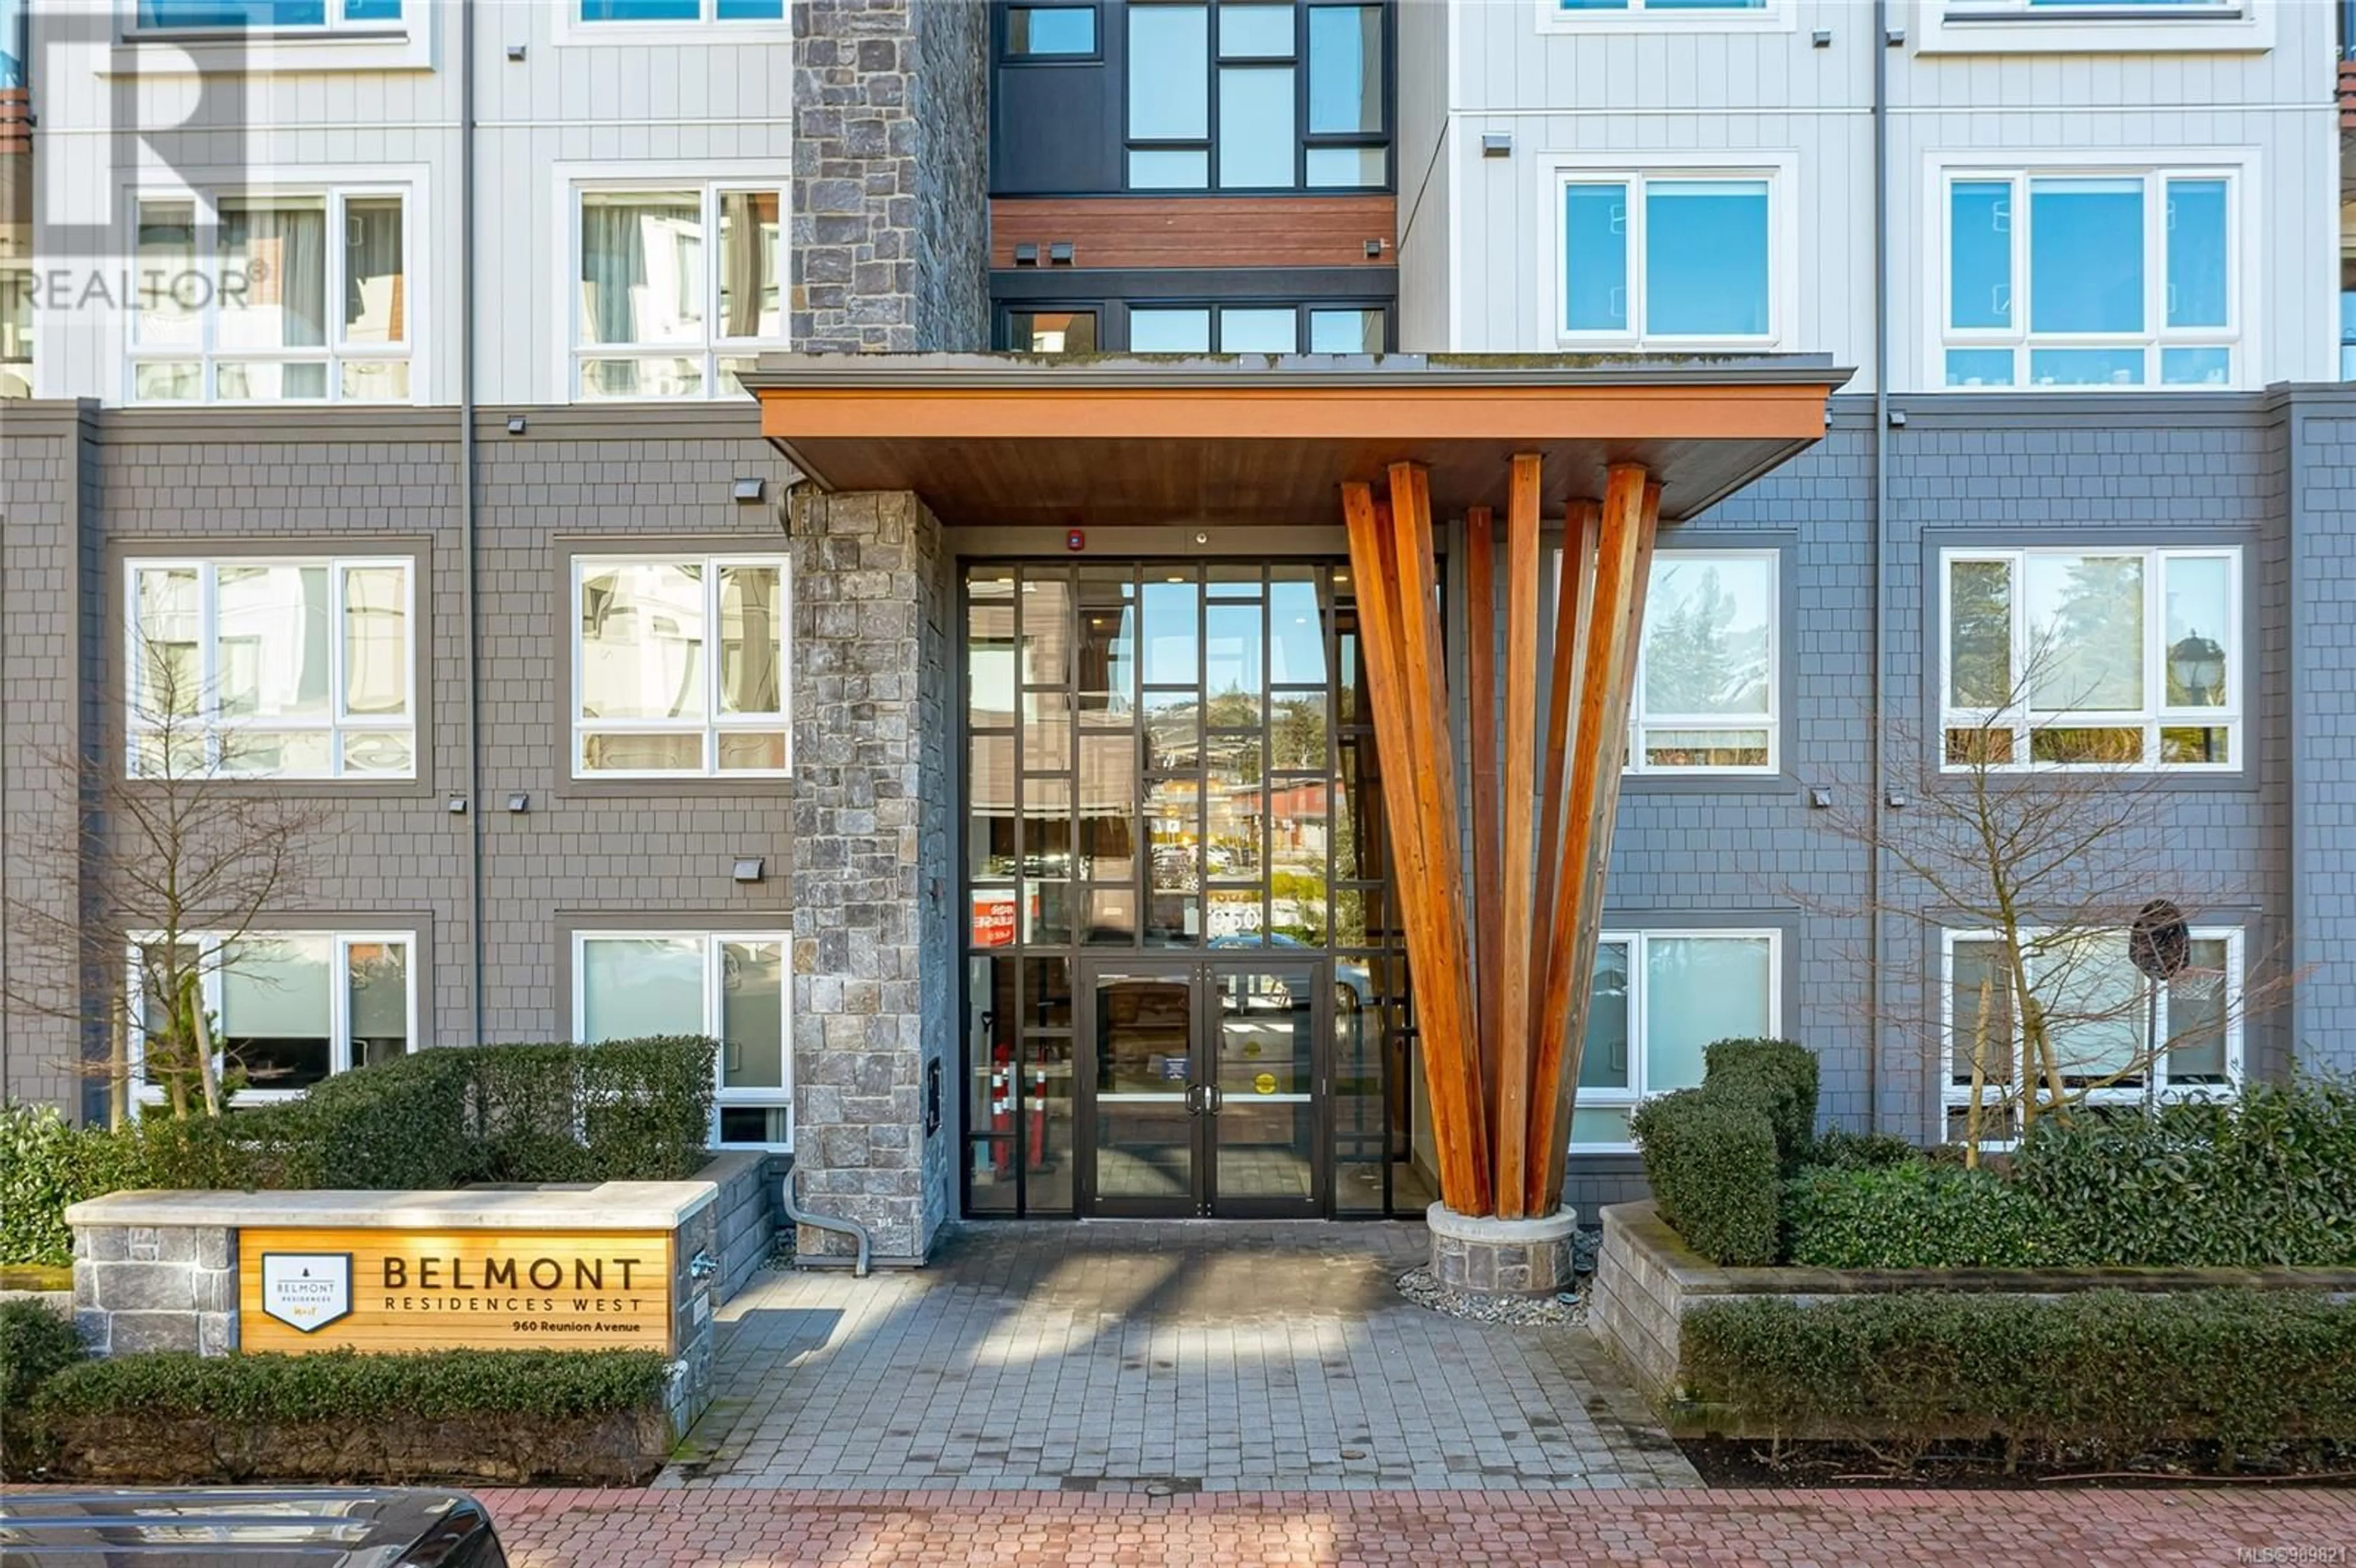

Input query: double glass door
[1085,958,1324,1217]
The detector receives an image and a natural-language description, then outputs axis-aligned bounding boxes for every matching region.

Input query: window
[1125,2,1389,191]
[1943,926,2242,1145]
[573,555,790,778]
[131,188,410,403]
[1125,302,1387,353]
[1630,550,1778,773]
[1558,172,1776,345]
[574,185,785,400]
[1006,4,1098,53]
[1942,170,2237,390]
[1007,310,1100,354]
[1573,929,1780,1148]
[1559,0,1763,10]
[129,931,414,1101]
[577,0,783,21]
[125,556,415,780]
[1546,0,1782,26]
[135,0,402,30]
[576,932,791,1148]
[1940,546,2238,771]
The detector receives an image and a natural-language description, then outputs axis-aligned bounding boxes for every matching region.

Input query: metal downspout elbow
[781,1167,872,1278]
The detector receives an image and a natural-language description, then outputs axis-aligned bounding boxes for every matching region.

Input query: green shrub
[1,1105,266,1267]
[1631,1089,1780,1267]
[273,1050,474,1190]
[2010,1080,2356,1268]
[1701,1038,1819,1169]
[31,1347,671,1425]
[1784,1161,2057,1269]
[1679,1289,2356,1463]
[576,1036,717,1181]
[1802,1127,1920,1172]
[1,1104,91,1266]
[0,1300,85,1410]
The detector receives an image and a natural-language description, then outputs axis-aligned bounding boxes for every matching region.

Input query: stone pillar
[1426,1203,1579,1298]
[790,0,988,352]
[73,1223,239,1355]
[789,490,955,1262]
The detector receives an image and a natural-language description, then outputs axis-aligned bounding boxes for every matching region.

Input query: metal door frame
[1077,954,1330,1218]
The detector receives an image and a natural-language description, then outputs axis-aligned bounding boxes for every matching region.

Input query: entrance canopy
[742,353,1847,528]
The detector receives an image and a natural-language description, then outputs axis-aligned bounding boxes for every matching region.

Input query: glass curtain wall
[961,559,1415,1216]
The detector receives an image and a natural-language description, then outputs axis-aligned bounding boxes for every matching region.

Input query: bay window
[574,185,785,400]
[1939,545,2239,771]
[1573,929,1781,1148]
[572,554,790,778]
[130,931,414,1101]
[1558,172,1776,345]
[131,187,410,404]
[1941,169,2238,389]
[575,931,792,1148]
[125,556,416,780]
[1944,926,2242,1144]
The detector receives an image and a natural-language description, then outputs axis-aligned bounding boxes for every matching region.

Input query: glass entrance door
[1084,958,1324,1217]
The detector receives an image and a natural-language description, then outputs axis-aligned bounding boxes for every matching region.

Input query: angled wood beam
[1530,466,1661,1212]
[1342,481,1490,1213]
[1465,505,1503,1147]
[1493,455,1543,1216]
[1531,499,1601,1009]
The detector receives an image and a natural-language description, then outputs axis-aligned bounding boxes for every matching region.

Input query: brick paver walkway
[483,1485,2356,1566]
[671,1221,1693,1491]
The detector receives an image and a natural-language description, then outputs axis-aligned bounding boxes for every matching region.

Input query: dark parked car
[0,1488,507,1565]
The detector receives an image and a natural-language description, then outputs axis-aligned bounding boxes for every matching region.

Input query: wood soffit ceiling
[744,353,1853,527]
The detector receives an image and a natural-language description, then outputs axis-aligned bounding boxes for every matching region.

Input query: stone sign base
[1426,1202,1579,1297]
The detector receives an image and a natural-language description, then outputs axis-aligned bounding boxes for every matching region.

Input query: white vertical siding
[1397,0,1453,348]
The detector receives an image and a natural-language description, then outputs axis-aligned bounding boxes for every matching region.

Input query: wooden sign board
[239,1228,674,1355]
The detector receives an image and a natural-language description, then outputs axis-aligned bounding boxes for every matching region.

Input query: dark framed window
[1006,309,1103,353]
[1123,1,1392,193]
[995,299,1390,354]
[1004,4,1101,56]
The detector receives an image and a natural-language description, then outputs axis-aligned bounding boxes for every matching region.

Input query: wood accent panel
[239,1228,674,1355]
[990,196,1396,271]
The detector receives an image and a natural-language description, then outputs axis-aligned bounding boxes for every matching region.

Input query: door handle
[1207,1084,1225,1115]
[1185,1083,1206,1116]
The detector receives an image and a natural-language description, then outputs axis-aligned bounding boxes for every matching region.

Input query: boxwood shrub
[1782,1161,2058,1269]
[0,1299,85,1412]
[1679,1289,2356,1465]
[1631,1089,1780,1267]
[1701,1038,1820,1171]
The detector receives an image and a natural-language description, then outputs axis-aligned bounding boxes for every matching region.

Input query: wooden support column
[1465,506,1503,1145]
[1494,455,1542,1216]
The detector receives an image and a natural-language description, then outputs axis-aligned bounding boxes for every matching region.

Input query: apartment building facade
[2,0,2352,1259]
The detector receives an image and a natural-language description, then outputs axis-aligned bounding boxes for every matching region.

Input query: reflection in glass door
[1083,959,1323,1218]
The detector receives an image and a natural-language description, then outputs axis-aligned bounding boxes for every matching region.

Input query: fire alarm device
[1066,528,1085,552]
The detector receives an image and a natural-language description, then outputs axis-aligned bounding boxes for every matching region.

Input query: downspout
[1866,0,1891,1133]
[783,1167,872,1277]
[459,0,485,1047]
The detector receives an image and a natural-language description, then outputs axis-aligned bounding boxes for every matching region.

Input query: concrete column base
[1426,1202,1580,1297]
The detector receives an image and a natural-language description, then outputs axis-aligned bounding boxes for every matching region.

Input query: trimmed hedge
[0,1036,719,1267]
[1783,1161,2058,1269]
[8,1347,674,1485]
[0,1299,85,1412]
[1631,1090,1782,1267]
[1632,1037,1822,1266]
[1779,1078,2356,1271]
[1679,1289,2356,1464]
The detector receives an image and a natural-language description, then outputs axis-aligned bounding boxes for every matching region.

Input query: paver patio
[485,1485,2356,1566]
[668,1221,1695,1491]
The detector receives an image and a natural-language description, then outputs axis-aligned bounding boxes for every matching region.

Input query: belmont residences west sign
[239,1228,675,1354]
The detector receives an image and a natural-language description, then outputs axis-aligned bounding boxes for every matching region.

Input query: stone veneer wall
[788,488,956,1262]
[791,0,990,352]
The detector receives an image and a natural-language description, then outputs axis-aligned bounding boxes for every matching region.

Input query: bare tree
[2,632,334,1123]
[1807,616,2292,1163]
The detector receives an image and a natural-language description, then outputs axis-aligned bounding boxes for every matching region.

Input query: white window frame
[553,0,794,44]
[1628,548,1780,777]
[1538,0,1795,34]
[1543,156,1795,352]
[1936,545,2242,774]
[1939,925,2246,1146]
[107,0,430,74]
[566,179,790,400]
[1933,164,2247,392]
[1914,0,2271,55]
[125,182,418,407]
[571,930,795,1152]
[571,552,793,780]
[124,555,418,780]
[1572,927,1785,1152]
[126,929,419,1105]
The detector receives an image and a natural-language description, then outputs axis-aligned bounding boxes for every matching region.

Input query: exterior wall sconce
[1012,242,1039,266]
[1481,133,1512,158]
[1886,26,1906,44]
[506,42,526,60]
[1812,28,1831,45]
[446,796,469,814]
[1809,787,1834,809]
[732,857,766,884]
[1363,239,1385,258]
[506,415,527,435]
[506,792,530,813]
[1049,241,1075,265]
[733,477,767,504]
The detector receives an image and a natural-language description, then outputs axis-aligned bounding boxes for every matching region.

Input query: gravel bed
[1393,1266,1590,1326]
